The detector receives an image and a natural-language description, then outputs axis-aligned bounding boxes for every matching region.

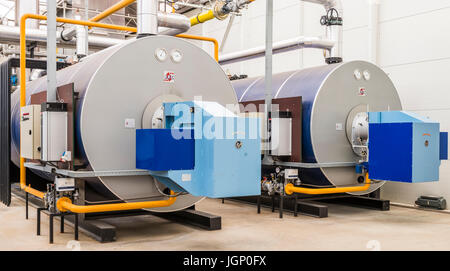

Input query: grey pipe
[47,0,57,101]
[219,36,335,65]
[75,14,88,57]
[303,0,343,62]
[0,24,124,50]
[137,0,158,36]
[264,0,273,161]
[158,12,191,36]
[218,0,342,65]
[60,11,191,41]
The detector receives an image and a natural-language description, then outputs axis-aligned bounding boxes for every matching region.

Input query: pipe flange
[60,29,73,42]
[213,1,230,21]
[325,57,343,64]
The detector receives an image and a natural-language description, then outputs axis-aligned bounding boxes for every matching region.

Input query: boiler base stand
[225,189,389,219]
[12,184,221,243]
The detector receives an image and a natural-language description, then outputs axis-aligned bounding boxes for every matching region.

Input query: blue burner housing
[136,101,261,198]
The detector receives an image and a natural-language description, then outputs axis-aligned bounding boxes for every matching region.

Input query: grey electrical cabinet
[20,105,41,159]
[271,111,292,156]
[41,102,68,162]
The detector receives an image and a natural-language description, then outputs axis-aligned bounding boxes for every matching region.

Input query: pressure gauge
[353,69,362,80]
[155,48,168,62]
[363,70,371,81]
[171,49,183,63]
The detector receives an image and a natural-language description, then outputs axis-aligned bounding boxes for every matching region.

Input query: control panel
[20,105,41,159]
[41,102,68,162]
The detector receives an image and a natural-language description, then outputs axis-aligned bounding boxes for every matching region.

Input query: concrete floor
[1,195,450,251]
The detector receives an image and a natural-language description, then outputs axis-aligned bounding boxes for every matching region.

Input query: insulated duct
[219,36,335,65]
[304,0,343,63]
[0,24,124,50]
[137,0,159,36]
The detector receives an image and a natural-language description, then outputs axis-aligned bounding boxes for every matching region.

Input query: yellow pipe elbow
[57,192,177,214]
[285,173,371,195]
[190,10,215,26]
[23,186,45,199]
[176,34,219,61]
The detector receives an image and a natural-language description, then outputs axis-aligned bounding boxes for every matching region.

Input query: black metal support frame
[227,188,388,219]
[37,207,79,244]
[12,185,221,243]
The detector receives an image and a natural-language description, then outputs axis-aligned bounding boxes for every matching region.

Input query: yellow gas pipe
[57,191,177,213]
[89,0,228,28]
[284,173,372,195]
[176,33,219,61]
[190,0,256,26]
[190,10,216,26]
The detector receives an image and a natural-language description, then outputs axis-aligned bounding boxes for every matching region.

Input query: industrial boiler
[10,35,261,221]
[232,60,448,198]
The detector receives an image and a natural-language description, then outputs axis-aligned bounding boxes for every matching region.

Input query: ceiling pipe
[302,0,343,63]
[157,12,191,36]
[218,0,342,65]
[368,0,380,64]
[137,0,159,37]
[60,11,192,42]
[219,36,335,65]
[0,24,124,50]
[75,14,88,58]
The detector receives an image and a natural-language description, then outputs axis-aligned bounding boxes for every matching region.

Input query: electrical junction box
[285,169,298,180]
[368,111,447,183]
[55,177,75,192]
[20,105,41,159]
[271,111,292,156]
[41,102,68,162]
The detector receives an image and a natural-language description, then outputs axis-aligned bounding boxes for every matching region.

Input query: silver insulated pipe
[137,0,159,36]
[218,0,343,65]
[304,0,343,63]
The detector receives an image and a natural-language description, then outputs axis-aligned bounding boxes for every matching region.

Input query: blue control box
[369,111,445,183]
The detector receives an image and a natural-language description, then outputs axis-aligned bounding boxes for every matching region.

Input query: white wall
[194,0,450,207]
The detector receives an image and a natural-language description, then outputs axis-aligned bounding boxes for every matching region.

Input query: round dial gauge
[171,49,183,63]
[363,70,371,81]
[155,48,168,62]
[353,69,362,80]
